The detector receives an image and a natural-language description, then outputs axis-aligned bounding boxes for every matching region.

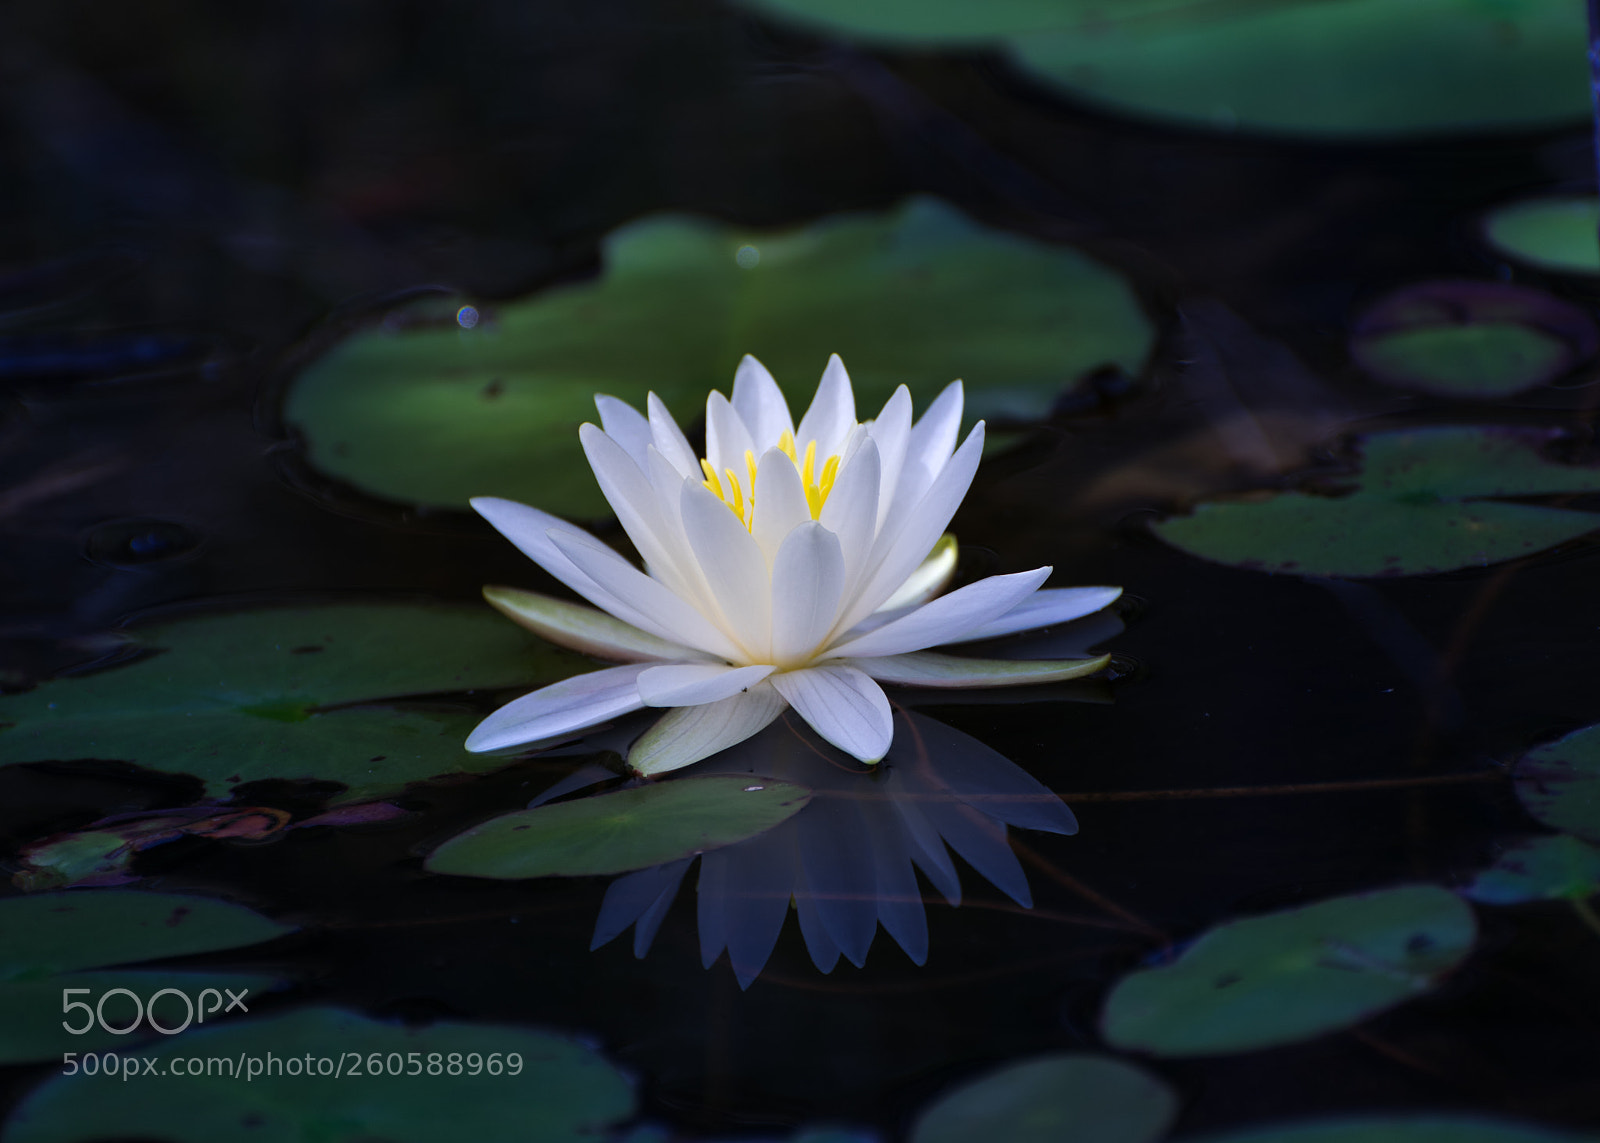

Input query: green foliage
[1483,196,1600,275]
[1461,835,1600,905]
[1515,725,1600,844]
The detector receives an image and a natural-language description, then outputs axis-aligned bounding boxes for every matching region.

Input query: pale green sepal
[848,651,1110,688]
[483,585,688,662]
[875,534,958,613]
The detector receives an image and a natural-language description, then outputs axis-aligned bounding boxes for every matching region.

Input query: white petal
[638,662,775,706]
[894,380,963,509]
[750,445,812,563]
[482,585,693,662]
[946,586,1124,642]
[866,385,913,533]
[627,682,788,776]
[594,394,653,468]
[548,528,744,661]
[845,651,1109,687]
[874,534,957,613]
[731,355,794,447]
[681,482,771,659]
[825,567,1051,660]
[770,522,847,664]
[771,665,892,763]
[466,664,650,752]
[795,354,856,459]
[579,423,701,601]
[818,436,880,591]
[705,390,757,481]
[647,392,699,478]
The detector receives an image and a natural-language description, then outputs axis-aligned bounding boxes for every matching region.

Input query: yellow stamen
[700,458,722,499]
[698,435,848,530]
[819,455,840,500]
[745,449,758,496]
[777,430,797,462]
[725,467,744,520]
[802,440,817,489]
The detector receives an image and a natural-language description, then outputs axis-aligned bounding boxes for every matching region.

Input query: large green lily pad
[2,1006,634,1143]
[284,197,1152,516]
[909,1054,1177,1143]
[0,891,293,1064]
[1483,196,1600,276]
[1152,426,1600,577]
[426,775,813,879]
[1100,885,1476,1056]
[1461,835,1600,905]
[0,604,586,802]
[1187,1116,1600,1143]
[1514,724,1600,843]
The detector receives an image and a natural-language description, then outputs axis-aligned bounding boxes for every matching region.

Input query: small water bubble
[456,305,480,329]
[743,784,765,792]
[735,245,760,270]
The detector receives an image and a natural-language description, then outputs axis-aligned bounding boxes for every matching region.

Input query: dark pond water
[2,3,1600,1142]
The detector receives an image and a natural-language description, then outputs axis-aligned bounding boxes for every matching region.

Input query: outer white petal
[946,586,1124,643]
[579,423,701,600]
[818,436,879,588]
[548,528,744,661]
[772,665,893,763]
[637,663,775,707]
[845,651,1110,688]
[647,392,700,478]
[825,567,1051,661]
[482,585,693,662]
[866,385,913,532]
[594,394,653,468]
[705,391,757,480]
[466,664,651,752]
[627,682,788,776]
[894,380,963,509]
[795,354,856,458]
[874,534,958,614]
[680,483,771,660]
[731,355,794,447]
[770,522,847,664]
[750,445,813,564]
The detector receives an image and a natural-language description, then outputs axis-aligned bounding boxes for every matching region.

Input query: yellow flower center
[700,430,842,530]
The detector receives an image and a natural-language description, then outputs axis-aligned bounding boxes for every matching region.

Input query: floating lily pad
[0,604,586,801]
[427,775,813,879]
[1187,1115,1600,1143]
[1152,426,1600,577]
[1350,281,1597,399]
[1007,0,1589,138]
[0,890,293,1065]
[1100,885,1476,1056]
[285,197,1152,516]
[2,1006,634,1143]
[1483,196,1600,276]
[910,1054,1177,1143]
[1461,835,1600,905]
[1514,724,1600,843]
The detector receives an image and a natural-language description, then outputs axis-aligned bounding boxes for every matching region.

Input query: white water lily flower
[467,354,1120,775]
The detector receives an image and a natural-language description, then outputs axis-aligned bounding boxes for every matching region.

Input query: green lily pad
[1461,835,1600,905]
[0,604,586,801]
[1,1006,634,1143]
[1152,426,1600,577]
[284,197,1152,516]
[1100,885,1476,1056]
[910,1054,1177,1143]
[1187,1115,1600,1143]
[426,775,813,879]
[1514,724,1600,843]
[0,890,293,1064]
[1483,196,1600,276]
[1007,0,1588,138]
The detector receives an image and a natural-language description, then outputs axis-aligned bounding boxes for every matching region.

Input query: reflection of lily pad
[1100,885,1476,1056]
[910,1054,1177,1143]
[1187,1115,1600,1143]
[0,891,292,1064]
[1483,196,1600,276]
[1514,724,1600,843]
[284,197,1152,516]
[1152,426,1600,577]
[3,1007,634,1143]
[1351,281,1597,400]
[0,604,585,802]
[426,776,813,879]
[1461,835,1600,905]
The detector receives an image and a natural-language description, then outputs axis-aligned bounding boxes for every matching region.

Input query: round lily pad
[1483,196,1600,276]
[909,1054,1177,1143]
[2,1007,634,1143]
[284,197,1152,516]
[1152,426,1600,577]
[426,775,813,879]
[1186,1115,1600,1143]
[0,604,586,802]
[1514,724,1600,844]
[1461,835,1600,905]
[1100,885,1476,1056]
[1006,0,1589,139]
[1350,280,1597,400]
